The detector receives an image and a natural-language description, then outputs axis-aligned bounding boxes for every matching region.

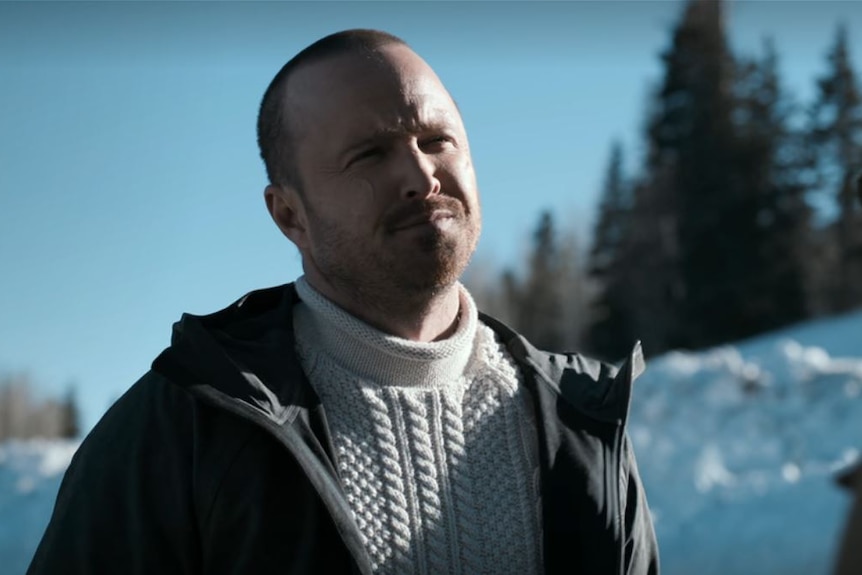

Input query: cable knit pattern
[293,277,543,575]
[400,391,449,575]
[439,389,484,574]
[365,387,413,571]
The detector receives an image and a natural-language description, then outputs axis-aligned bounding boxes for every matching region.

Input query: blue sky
[1,1,860,432]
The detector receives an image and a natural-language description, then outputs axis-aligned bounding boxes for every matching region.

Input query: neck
[301,270,462,343]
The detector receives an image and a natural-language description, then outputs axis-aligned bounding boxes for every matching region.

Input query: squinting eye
[423,136,453,148]
[350,147,382,165]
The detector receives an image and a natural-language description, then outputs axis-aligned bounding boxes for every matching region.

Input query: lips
[391,210,455,232]
[384,199,464,234]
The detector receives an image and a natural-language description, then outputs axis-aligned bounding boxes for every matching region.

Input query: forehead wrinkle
[288,47,464,165]
[342,101,457,153]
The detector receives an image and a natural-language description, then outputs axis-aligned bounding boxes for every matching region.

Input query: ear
[264,184,310,251]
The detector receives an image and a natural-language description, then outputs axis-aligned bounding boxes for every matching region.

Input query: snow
[0,440,78,575]
[1,309,861,574]
[630,309,862,574]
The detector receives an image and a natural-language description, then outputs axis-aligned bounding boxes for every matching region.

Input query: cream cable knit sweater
[293,277,543,575]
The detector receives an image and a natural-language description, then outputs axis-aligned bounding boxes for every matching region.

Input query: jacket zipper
[191,387,374,575]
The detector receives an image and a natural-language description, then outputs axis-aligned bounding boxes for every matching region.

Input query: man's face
[277,44,481,301]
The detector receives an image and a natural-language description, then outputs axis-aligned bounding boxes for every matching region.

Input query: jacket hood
[152,284,313,426]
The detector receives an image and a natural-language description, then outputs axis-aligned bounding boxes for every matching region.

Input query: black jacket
[28,283,659,575]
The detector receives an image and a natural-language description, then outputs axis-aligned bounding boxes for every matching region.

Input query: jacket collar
[479,312,645,427]
[155,282,645,430]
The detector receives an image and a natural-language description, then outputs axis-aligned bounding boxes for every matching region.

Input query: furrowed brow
[341,128,403,157]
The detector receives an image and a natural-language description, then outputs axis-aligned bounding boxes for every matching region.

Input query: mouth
[390,209,456,232]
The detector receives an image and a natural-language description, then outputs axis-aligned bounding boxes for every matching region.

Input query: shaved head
[257,29,408,191]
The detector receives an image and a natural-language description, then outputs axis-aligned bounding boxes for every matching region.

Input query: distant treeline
[467,0,862,362]
[0,374,79,441]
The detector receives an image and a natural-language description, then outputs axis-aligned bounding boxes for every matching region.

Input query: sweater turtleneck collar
[292,276,479,389]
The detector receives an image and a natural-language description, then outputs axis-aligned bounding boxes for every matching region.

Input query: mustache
[382,197,465,232]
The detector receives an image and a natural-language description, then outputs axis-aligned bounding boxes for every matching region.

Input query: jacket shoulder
[153,283,315,426]
[479,312,645,425]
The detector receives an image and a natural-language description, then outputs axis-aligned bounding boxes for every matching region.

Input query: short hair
[256,29,408,190]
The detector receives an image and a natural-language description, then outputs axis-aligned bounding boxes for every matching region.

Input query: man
[28,30,658,575]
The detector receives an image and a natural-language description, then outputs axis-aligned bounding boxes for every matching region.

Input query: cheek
[353,174,390,216]
[336,175,384,231]
[349,175,378,205]
[451,156,480,205]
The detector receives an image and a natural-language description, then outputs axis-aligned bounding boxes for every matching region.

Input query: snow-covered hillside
[2,310,861,574]
[630,309,862,574]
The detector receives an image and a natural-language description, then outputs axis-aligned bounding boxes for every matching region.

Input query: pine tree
[636,0,815,349]
[587,142,639,361]
[642,0,743,349]
[515,211,567,351]
[732,39,814,331]
[810,24,862,311]
[589,142,628,279]
[622,173,685,356]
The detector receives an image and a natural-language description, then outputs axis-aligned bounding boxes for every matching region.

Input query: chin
[398,257,471,296]
[385,229,477,292]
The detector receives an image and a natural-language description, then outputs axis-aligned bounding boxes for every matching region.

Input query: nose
[398,146,441,201]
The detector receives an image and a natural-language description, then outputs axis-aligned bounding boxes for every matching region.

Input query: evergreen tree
[515,211,567,351]
[732,39,814,331]
[589,141,629,279]
[643,0,742,349]
[636,0,816,349]
[587,141,639,361]
[810,24,862,311]
[622,173,684,356]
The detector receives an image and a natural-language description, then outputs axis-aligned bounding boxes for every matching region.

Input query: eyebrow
[340,119,452,159]
[341,128,403,156]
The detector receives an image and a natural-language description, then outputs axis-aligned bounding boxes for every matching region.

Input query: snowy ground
[631,309,862,574]
[0,439,78,575]
[2,309,861,574]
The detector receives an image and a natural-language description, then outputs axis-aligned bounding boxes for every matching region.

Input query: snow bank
[631,309,862,574]
[0,439,78,575]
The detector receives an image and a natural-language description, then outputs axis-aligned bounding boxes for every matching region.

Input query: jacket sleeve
[621,433,660,575]
[26,373,201,575]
